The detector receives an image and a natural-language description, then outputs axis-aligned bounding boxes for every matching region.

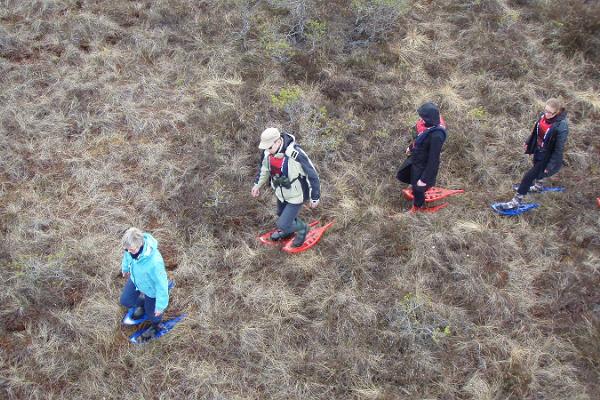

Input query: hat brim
[258,137,279,149]
[258,141,275,150]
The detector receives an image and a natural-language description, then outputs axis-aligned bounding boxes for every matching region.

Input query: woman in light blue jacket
[120,227,169,339]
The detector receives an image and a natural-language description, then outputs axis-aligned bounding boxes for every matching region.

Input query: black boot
[140,322,165,342]
[291,219,308,248]
[270,230,293,241]
[133,306,145,319]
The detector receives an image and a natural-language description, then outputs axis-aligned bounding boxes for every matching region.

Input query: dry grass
[1,0,599,399]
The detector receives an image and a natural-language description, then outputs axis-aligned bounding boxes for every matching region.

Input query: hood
[279,132,296,153]
[140,233,158,259]
[417,102,440,127]
[546,109,567,124]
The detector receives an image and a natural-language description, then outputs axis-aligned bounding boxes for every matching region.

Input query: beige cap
[258,127,281,149]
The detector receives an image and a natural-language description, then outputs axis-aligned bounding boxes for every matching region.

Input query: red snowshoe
[259,220,320,246]
[401,186,464,202]
[401,186,463,213]
[258,220,334,254]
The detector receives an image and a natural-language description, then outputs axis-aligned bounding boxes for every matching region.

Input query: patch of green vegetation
[470,106,488,121]
[432,325,452,344]
[373,128,390,138]
[258,23,293,60]
[271,86,303,110]
[501,9,520,26]
[306,19,327,43]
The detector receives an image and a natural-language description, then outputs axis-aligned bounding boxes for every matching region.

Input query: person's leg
[271,200,296,241]
[120,279,143,308]
[530,163,549,191]
[277,202,303,235]
[497,161,546,210]
[291,216,309,247]
[517,161,546,196]
[412,185,427,208]
[276,199,286,216]
[276,202,307,247]
[143,295,162,325]
[139,295,164,340]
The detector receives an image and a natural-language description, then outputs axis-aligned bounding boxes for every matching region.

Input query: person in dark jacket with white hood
[397,102,447,210]
[252,128,320,247]
[496,98,569,210]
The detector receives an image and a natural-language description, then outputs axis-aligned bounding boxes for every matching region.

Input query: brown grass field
[1,0,599,399]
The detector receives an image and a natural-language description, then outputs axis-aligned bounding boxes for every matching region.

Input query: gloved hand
[310,199,319,208]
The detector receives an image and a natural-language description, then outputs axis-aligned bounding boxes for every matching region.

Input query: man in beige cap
[251,127,320,247]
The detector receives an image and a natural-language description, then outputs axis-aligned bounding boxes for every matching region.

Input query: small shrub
[259,27,294,61]
[271,86,303,110]
[432,325,451,344]
[541,0,600,63]
[470,106,488,121]
[349,0,410,47]
[305,19,327,49]
[373,128,390,138]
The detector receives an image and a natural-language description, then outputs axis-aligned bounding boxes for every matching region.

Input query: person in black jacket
[496,98,569,210]
[397,102,447,210]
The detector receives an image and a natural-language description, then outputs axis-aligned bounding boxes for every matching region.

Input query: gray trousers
[276,200,303,234]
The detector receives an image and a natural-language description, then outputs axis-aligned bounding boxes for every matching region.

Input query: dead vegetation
[1,0,599,399]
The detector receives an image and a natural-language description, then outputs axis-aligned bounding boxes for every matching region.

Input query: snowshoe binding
[491,202,539,216]
[129,314,186,344]
[402,186,464,202]
[259,221,320,246]
[281,220,335,254]
[512,184,564,193]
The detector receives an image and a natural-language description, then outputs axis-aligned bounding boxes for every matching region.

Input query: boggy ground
[1,0,599,399]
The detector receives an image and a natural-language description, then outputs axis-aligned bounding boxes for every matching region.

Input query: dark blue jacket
[525,111,568,176]
[397,103,447,186]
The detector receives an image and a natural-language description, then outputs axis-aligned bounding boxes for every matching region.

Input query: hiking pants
[412,184,431,208]
[517,160,547,196]
[276,200,303,234]
[120,279,162,324]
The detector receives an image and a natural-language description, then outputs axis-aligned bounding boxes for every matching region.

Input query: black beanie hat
[417,102,441,127]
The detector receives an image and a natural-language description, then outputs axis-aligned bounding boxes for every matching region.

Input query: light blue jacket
[121,233,169,312]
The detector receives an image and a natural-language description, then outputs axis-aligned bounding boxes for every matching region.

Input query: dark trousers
[517,160,547,196]
[276,200,303,234]
[120,279,162,324]
[412,184,431,208]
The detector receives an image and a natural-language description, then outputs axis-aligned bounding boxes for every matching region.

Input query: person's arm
[295,146,320,202]
[545,121,568,175]
[121,252,131,277]
[524,117,541,154]
[253,151,266,184]
[151,256,169,314]
[251,152,270,197]
[254,152,270,188]
[420,132,444,185]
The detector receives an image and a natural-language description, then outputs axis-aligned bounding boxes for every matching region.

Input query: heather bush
[542,0,600,63]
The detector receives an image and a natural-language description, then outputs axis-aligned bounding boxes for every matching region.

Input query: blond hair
[122,227,144,249]
[546,98,564,113]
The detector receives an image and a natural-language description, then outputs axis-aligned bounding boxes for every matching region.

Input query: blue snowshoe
[491,202,539,216]
[129,314,186,344]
